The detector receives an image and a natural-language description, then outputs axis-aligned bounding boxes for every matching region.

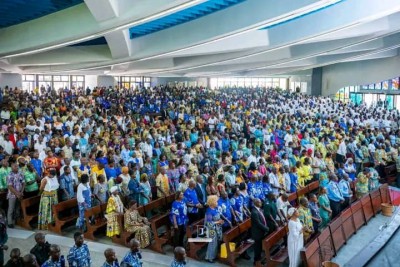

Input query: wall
[321,55,400,96]
[0,73,22,88]
[289,75,312,94]
[97,75,116,87]
[85,75,98,89]
[151,77,209,87]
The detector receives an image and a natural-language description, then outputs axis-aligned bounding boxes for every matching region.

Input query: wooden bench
[165,193,177,207]
[317,227,335,260]
[341,208,356,240]
[307,181,320,193]
[296,186,309,202]
[350,200,365,231]
[328,217,346,254]
[219,219,253,267]
[301,236,320,267]
[18,195,40,229]
[380,183,391,204]
[187,218,206,260]
[262,226,288,267]
[49,198,78,234]
[370,189,382,215]
[360,194,374,222]
[112,206,145,246]
[144,197,167,222]
[383,164,397,185]
[150,213,171,254]
[84,203,107,240]
[288,192,297,203]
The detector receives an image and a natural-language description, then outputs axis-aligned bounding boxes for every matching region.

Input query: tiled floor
[331,213,393,266]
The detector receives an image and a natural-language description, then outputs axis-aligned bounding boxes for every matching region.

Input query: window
[22,74,36,92]
[392,78,399,89]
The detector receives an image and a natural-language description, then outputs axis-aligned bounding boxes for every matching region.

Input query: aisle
[5,227,223,267]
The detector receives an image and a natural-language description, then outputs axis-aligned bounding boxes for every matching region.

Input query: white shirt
[337,141,347,156]
[276,197,290,218]
[44,177,60,192]
[77,183,90,203]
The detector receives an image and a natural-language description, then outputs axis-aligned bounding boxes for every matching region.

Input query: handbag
[220,242,236,258]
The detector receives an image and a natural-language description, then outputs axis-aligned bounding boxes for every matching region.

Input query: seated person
[124,200,151,248]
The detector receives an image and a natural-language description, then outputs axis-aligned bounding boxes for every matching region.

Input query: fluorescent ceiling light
[147,6,400,75]
[32,0,343,73]
[1,0,205,59]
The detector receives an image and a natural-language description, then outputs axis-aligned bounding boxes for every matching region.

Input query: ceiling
[0,0,400,78]
[0,0,83,28]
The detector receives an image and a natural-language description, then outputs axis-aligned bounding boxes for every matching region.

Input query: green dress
[318,194,330,228]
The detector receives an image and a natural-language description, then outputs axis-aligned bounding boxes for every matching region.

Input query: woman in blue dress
[76,174,92,231]
[139,174,151,206]
[239,182,250,213]
[205,195,224,263]
[170,192,188,248]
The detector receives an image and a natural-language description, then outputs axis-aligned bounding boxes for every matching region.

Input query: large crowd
[0,84,399,267]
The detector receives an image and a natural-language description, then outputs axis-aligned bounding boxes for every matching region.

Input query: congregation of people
[0,84,399,266]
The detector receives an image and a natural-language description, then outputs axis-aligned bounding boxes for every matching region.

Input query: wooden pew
[296,186,309,201]
[350,200,365,231]
[165,193,177,207]
[18,195,40,229]
[150,213,171,254]
[144,197,167,222]
[219,219,253,267]
[262,226,288,267]
[307,181,320,193]
[301,237,320,267]
[84,203,107,240]
[49,198,78,234]
[360,194,374,222]
[112,206,145,246]
[317,227,335,260]
[329,217,346,254]
[370,189,382,215]
[380,183,391,204]
[341,208,356,240]
[186,218,206,260]
[383,164,397,185]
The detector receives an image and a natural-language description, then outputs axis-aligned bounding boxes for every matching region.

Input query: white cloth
[44,177,60,192]
[76,183,90,203]
[276,197,290,218]
[288,219,304,267]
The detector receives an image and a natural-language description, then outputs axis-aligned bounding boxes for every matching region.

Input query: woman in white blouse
[288,207,304,267]
[38,169,60,230]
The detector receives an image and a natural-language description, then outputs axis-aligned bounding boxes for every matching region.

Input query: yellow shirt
[156,173,170,198]
[91,166,106,186]
[297,165,312,187]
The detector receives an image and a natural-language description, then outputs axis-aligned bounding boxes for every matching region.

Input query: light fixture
[1,0,206,59]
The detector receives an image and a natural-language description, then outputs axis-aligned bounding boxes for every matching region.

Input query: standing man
[251,198,269,266]
[156,167,170,198]
[327,174,344,219]
[195,175,207,218]
[184,180,202,224]
[338,173,353,209]
[6,163,25,228]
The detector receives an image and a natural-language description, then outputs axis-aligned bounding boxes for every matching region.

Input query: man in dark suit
[195,175,207,218]
[251,198,269,265]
